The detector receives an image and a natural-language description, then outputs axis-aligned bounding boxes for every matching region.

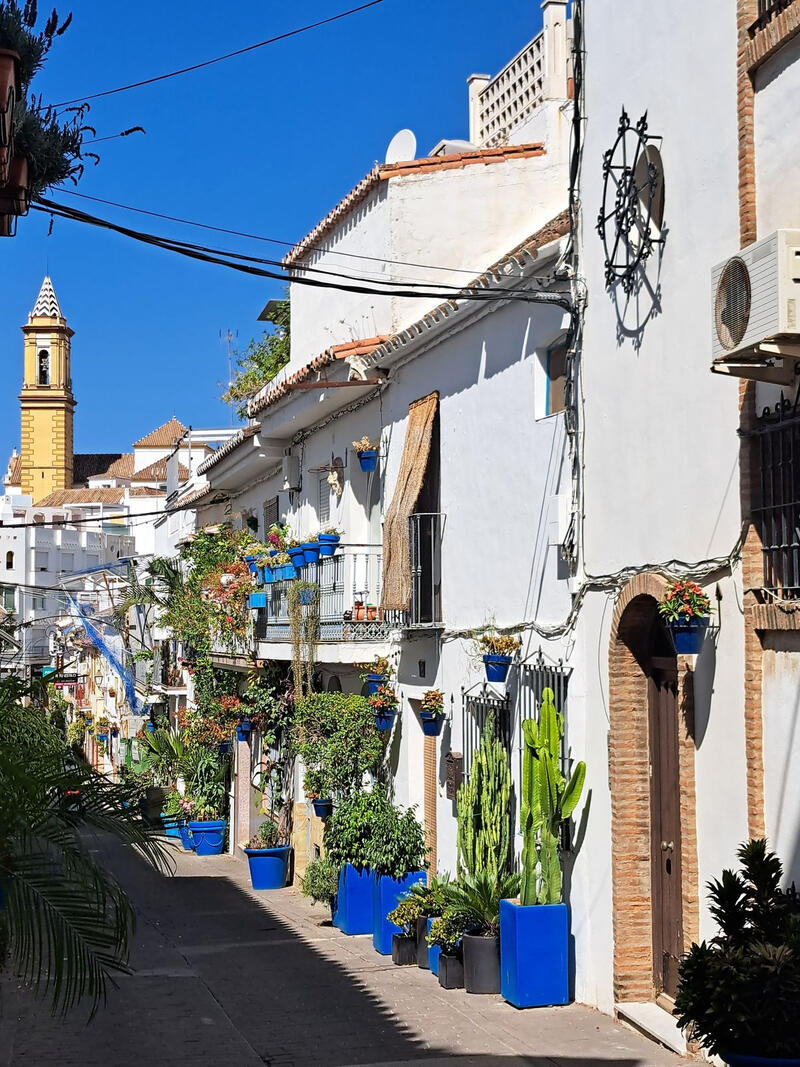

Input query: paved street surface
[0,837,694,1066]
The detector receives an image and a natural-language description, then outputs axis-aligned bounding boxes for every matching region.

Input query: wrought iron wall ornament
[597,109,665,294]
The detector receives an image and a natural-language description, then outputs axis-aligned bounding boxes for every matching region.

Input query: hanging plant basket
[243,555,260,576]
[419,710,444,737]
[366,673,386,695]
[288,546,307,569]
[483,654,513,683]
[301,541,320,565]
[311,797,333,819]
[236,718,252,743]
[318,533,340,557]
[298,587,315,606]
[667,616,709,655]
[373,707,397,732]
[357,449,378,472]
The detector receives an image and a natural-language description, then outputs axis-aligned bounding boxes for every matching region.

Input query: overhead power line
[51,1,386,107]
[0,495,227,530]
[34,198,571,308]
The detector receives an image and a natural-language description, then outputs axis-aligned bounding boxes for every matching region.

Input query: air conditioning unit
[282,454,301,492]
[711,230,800,371]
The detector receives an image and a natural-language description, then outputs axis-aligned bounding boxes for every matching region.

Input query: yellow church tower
[19,276,76,501]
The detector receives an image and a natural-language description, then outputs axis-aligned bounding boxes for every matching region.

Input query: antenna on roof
[219,328,238,427]
[385,128,417,165]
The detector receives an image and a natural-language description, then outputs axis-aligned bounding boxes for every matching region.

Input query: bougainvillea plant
[658,579,710,623]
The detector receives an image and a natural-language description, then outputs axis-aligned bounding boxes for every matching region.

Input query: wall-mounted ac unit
[282,454,301,492]
[711,230,800,380]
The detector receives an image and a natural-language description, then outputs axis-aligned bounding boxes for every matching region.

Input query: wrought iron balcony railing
[750,0,794,34]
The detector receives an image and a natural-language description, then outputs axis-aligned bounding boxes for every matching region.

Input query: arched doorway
[608,573,699,1005]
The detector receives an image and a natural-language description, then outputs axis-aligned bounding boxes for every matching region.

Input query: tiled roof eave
[196,425,259,475]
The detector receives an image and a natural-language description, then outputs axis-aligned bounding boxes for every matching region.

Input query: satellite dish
[385,128,417,165]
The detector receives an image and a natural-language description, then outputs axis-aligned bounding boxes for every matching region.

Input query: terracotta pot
[366,605,377,621]
[0,156,29,216]
[353,602,366,621]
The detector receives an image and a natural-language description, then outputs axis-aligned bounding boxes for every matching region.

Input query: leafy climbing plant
[222,296,290,418]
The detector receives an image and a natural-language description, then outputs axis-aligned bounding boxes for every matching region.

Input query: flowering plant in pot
[94,716,110,742]
[441,869,520,994]
[352,435,380,472]
[318,525,342,558]
[658,579,711,655]
[267,520,290,553]
[358,655,391,695]
[286,536,307,570]
[369,684,399,732]
[500,686,585,1009]
[477,629,521,684]
[300,534,320,565]
[674,840,800,1067]
[244,818,292,890]
[419,689,445,736]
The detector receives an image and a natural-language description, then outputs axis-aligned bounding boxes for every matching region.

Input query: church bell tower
[19,276,76,501]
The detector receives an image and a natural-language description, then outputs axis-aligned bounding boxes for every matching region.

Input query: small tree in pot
[674,840,800,1067]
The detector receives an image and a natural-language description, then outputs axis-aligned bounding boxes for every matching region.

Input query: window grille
[460,685,512,781]
[318,475,331,526]
[263,495,279,535]
[752,398,800,598]
[518,650,571,784]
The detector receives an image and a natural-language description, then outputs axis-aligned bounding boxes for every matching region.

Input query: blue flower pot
[236,719,252,743]
[724,1056,800,1066]
[288,547,306,569]
[268,549,278,557]
[374,708,397,732]
[249,592,268,609]
[358,449,378,472]
[177,820,194,851]
[483,654,513,683]
[299,588,315,605]
[311,798,333,819]
[500,899,569,1008]
[146,722,156,733]
[366,673,386,695]
[318,534,340,557]
[161,815,181,840]
[372,871,426,955]
[301,541,320,565]
[263,568,274,585]
[280,564,296,581]
[243,555,260,576]
[188,819,227,856]
[244,845,292,889]
[218,741,232,757]
[427,917,441,976]
[96,732,108,742]
[668,617,709,655]
[333,864,373,935]
[419,711,444,737]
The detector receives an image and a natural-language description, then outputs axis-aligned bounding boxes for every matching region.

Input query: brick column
[424,735,438,879]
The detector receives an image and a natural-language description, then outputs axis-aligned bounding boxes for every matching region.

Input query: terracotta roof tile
[103,453,135,479]
[247,336,389,419]
[4,453,21,486]
[128,485,166,497]
[132,457,189,483]
[283,144,546,267]
[133,417,187,449]
[36,488,125,507]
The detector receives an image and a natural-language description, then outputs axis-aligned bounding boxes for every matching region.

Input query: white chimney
[542,0,569,100]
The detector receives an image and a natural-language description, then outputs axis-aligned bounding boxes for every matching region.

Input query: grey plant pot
[391,933,417,966]
[462,933,500,994]
[416,915,431,969]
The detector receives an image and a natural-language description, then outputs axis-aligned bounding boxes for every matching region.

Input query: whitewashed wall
[755,33,800,235]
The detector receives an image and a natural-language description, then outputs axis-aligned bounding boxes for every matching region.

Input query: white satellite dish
[385,128,417,165]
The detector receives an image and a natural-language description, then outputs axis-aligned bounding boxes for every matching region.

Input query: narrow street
[0,837,691,1067]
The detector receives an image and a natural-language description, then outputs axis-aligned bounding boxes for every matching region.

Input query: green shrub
[440,869,520,937]
[365,792,427,879]
[294,692,383,798]
[300,856,339,907]
[324,789,387,871]
[247,819,282,849]
[427,910,471,955]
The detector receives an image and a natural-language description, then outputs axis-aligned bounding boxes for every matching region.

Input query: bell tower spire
[19,276,76,501]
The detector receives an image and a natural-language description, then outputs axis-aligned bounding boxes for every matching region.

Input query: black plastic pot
[391,933,417,966]
[141,786,167,827]
[416,915,431,969]
[462,933,500,994]
[438,952,464,989]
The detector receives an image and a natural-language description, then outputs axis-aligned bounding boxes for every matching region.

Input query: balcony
[254,514,444,645]
[750,0,795,34]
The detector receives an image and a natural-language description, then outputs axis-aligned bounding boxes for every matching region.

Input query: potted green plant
[442,869,520,994]
[674,840,800,1067]
[367,793,427,955]
[658,578,711,654]
[352,435,380,472]
[300,855,339,920]
[301,534,320,566]
[369,684,399,732]
[304,765,333,820]
[318,526,342,558]
[500,686,586,1008]
[386,895,420,966]
[418,689,445,736]
[324,789,385,936]
[359,655,391,695]
[95,716,110,742]
[428,908,471,987]
[391,875,450,971]
[296,579,318,607]
[243,819,292,890]
[477,629,521,683]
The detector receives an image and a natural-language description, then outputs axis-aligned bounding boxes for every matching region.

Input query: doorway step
[616,1001,687,1056]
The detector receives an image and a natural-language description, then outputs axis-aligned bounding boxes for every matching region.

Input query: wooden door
[648,664,683,999]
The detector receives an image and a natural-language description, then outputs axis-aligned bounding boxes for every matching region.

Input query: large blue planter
[372,871,426,955]
[318,534,340,557]
[724,1056,800,1066]
[668,617,709,655]
[358,449,378,472]
[483,654,513,683]
[244,845,292,889]
[500,899,569,1008]
[288,546,306,569]
[243,555,260,576]
[301,541,320,565]
[333,864,373,935]
[188,819,227,856]
[262,568,275,585]
[249,592,268,609]
[427,916,441,976]
[279,563,296,581]
[366,673,386,695]
[177,820,194,851]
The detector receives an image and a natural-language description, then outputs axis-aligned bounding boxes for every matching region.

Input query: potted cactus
[500,687,585,1008]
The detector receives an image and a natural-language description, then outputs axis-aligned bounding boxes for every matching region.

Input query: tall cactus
[520,687,586,906]
[457,715,512,881]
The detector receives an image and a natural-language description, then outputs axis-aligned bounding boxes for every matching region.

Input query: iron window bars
[750,0,795,35]
[750,394,800,598]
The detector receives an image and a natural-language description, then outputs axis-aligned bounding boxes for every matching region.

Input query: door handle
[661,841,674,852]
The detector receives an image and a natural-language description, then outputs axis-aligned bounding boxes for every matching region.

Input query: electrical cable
[0,494,227,529]
[51,1,387,107]
[34,197,570,307]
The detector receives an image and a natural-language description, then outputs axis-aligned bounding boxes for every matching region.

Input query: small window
[546,344,567,416]
[34,549,48,572]
[38,349,50,386]
[5,551,13,570]
[263,495,279,535]
[318,475,331,526]
[0,584,14,612]
[32,595,46,611]
[86,554,99,568]
[61,552,75,572]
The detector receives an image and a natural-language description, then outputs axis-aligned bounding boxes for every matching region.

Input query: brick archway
[608,573,700,1003]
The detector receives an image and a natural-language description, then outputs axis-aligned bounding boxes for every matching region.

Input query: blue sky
[1,0,542,460]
